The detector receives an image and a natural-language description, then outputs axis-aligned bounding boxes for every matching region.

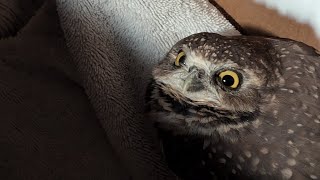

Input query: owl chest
[158,123,319,180]
[148,85,319,180]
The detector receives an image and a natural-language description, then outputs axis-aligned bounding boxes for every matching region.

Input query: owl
[146,33,320,180]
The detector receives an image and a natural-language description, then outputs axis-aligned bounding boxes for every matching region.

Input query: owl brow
[204,58,211,71]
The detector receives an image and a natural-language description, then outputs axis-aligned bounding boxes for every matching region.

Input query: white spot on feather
[244,150,252,158]
[252,157,260,166]
[260,147,269,154]
[287,159,296,166]
[288,129,294,134]
[238,156,245,163]
[225,151,233,158]
[219,158,226,164]
[281,168,293,179]
[310,175,318,179]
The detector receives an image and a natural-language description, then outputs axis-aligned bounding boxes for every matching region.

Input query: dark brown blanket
[0,1,126,179]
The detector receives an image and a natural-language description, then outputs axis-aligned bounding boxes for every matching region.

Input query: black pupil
[222,75,234,87]
[179,55,186,65]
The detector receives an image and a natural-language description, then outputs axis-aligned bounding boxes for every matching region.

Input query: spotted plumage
[146,33,320,180]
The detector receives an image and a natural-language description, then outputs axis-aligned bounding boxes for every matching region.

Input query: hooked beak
[182,66,205,93]
[182,70,197,92]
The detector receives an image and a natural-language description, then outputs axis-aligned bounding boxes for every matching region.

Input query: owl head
[151,32,304,137]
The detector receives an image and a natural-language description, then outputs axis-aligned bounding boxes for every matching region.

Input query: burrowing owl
[146,33,320,180]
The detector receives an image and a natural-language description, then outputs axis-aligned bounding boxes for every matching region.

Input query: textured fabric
[0,0,239,179]
[55,0,239,179]
[0,0,45,38]
[0,1,125,179]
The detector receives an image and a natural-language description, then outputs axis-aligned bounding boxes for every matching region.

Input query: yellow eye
[175,51,186,67]
[218,70,240,89]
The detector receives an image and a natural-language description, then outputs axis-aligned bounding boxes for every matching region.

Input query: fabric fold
[55,0,239,179]
[0,0,45,38]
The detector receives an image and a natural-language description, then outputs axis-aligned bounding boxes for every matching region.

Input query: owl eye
[218,70,240,89]
[175,51,186,67]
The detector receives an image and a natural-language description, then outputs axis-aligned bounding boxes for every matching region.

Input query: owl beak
[182,66,204,92]
[182,72,196,92]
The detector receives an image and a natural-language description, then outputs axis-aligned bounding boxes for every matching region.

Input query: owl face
[151,33,283,136]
